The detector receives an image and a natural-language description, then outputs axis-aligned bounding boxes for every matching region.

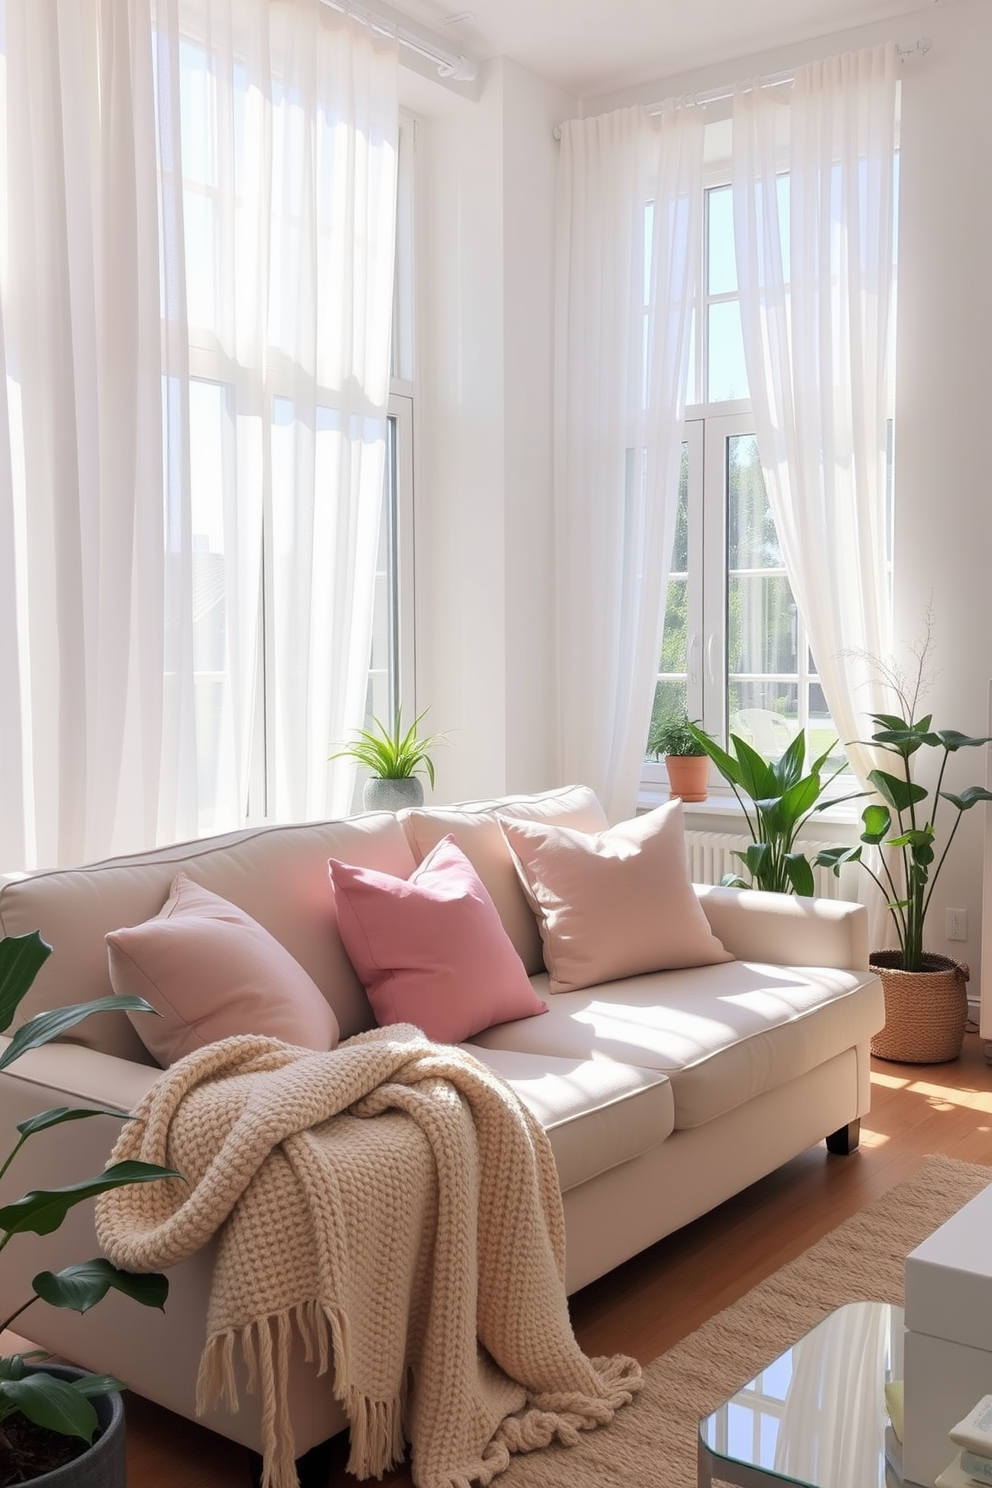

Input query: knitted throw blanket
[95,1025,642,1488]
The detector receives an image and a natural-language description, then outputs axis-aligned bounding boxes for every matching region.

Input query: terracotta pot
[869,950,970,1064]
[666,754,709,803]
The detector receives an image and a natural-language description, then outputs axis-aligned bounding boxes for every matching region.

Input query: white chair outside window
[731,708,796,760]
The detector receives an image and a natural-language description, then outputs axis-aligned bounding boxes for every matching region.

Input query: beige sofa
[0,784,884,1467]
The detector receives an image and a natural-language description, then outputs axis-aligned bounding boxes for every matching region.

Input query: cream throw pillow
[497,800,732,994]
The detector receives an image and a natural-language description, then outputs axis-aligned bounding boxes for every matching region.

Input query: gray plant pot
[22,1364,126,1487]
[362,776,425,813]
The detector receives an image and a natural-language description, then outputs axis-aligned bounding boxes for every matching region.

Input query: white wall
[406,0,992,1010]
[408,60,576,805]
[889,1,992,1026]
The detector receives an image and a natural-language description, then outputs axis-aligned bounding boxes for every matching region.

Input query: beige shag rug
[496,1154,992,1488]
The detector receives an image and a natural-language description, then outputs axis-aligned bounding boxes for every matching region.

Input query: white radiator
[684,830,859,901]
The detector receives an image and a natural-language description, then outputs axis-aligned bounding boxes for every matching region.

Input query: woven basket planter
[869,950,970,1064]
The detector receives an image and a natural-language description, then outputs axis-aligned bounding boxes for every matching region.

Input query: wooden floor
[92,1034,992,1484]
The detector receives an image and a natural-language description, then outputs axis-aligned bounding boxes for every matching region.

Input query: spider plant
[330,707,446,785]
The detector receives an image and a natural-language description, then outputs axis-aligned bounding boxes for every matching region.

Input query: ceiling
[387,0,941,100]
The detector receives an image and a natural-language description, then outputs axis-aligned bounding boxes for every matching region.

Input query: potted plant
[648,714,709,802]
[330,706,447,812]
[0,930,178,1485]
[687,722,863,895]
[815,633,992,1063]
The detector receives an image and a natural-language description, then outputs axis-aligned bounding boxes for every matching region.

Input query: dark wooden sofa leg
[825,1118,861,1155]
[246,1435,341,1488]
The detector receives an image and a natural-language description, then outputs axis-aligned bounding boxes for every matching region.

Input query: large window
[0,3,407,871]
[189,385,414,830]
[646,177,845,790]
[174,21,415,831]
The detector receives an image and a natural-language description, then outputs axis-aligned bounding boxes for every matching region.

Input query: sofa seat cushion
[463,1044,674,1192]
[469,961,884,1130]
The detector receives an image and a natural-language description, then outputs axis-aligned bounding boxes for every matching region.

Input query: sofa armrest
[694,883,869,971]
[0,1036,161,1113]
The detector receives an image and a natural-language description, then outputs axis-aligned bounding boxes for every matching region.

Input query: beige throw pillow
[497,801,732,994]
[107,873,340,1066]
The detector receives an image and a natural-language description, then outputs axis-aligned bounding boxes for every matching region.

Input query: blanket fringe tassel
[344,1386,406,1480]
[196,1302,405,1488]
[195,1318,639,1488]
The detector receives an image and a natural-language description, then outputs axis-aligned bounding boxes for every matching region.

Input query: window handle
[688,633,699,686]
[706,634,715,686]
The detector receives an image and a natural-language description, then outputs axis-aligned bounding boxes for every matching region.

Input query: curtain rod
[319,0,477,82]
[677,34,930,110]
[554,35,930,138]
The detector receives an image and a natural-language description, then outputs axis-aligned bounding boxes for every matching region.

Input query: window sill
[637,784,860,842]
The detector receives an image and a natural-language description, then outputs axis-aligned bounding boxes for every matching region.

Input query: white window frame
[370,386,416,726]
[643,400,832,803]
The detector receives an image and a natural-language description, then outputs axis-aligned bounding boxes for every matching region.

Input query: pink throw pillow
[328,835,547,1043]
[107,873,340,1066]
[497,800,732,994]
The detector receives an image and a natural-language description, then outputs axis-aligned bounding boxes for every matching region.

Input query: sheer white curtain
[0,0,166,869]
[732,45,898,797]
[554,103,703,822]
[158,0,399,828]
[774,1302,893,1484]
[0,0,397,870]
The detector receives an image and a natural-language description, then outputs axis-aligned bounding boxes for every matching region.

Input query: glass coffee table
[698,1301,903,1487]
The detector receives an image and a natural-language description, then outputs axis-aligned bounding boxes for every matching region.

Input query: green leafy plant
[815,627,992,970]
[0,931,179,1451]
[330,706,446,785]
[648,713,706,758]
[688,722,862,895]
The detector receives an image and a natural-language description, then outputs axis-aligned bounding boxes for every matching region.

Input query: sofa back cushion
[0,813,417,1061]
[399,784,608,976]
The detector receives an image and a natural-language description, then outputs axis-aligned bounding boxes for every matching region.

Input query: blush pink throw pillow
[497,800,732,994]
[107,873,340,1066]
[328,835,547,1043]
